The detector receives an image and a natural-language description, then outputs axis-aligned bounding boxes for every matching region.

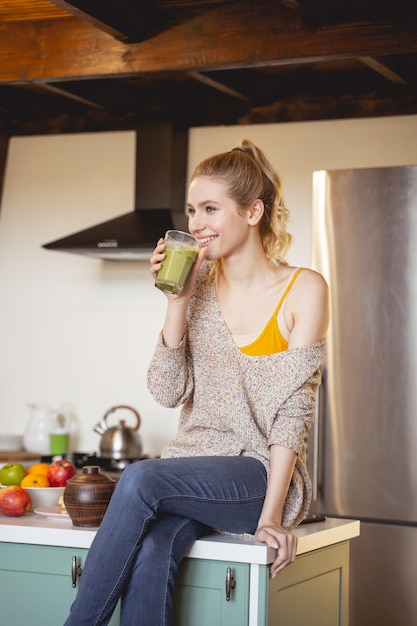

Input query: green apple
[0,463,27,486]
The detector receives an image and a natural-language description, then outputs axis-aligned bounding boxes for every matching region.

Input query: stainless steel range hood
[42,121,188,261]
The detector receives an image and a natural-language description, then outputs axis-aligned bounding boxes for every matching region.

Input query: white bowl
[22,486,65,511]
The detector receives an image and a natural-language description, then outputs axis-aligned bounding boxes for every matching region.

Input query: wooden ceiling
[0,0,416,135]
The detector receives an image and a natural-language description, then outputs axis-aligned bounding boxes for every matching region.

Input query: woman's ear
[247,199,264,226]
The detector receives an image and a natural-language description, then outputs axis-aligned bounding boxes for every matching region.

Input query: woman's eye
[185,205,216,216]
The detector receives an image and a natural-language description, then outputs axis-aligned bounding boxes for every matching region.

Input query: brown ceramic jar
[64,465,116,527]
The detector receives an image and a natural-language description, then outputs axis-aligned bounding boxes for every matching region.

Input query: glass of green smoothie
[155,230,200,295]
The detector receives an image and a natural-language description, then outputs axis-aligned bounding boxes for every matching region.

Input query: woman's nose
[189,214,204,234]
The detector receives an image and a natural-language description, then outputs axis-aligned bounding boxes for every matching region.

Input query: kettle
[94,405,143,460]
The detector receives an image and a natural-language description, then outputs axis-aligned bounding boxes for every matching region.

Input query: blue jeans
[63,456,267,626]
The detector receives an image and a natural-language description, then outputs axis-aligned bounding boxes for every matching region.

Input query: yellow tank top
[240,268,304,356]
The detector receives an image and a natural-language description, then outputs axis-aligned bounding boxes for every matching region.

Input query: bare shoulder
[298,267,328,295]
[285,267,329,346]
[284,266,328,299]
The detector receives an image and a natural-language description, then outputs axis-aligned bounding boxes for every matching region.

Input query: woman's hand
[255,523,298,578]
[150,238,167,283]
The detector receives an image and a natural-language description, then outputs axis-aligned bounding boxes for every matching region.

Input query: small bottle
[50,411,71,457]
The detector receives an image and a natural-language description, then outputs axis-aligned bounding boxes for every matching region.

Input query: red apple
[0,485,32,516]
[47,460,76,487]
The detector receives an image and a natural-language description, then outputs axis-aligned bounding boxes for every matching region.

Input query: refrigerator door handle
[311,371,325,502]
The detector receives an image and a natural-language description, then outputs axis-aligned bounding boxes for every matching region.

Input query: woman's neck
[218,247,277,293]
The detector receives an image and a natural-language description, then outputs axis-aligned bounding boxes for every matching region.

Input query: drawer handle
[71,556,83,588]
[225,566,236,601]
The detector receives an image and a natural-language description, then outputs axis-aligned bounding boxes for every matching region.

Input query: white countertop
[0,513,359,565]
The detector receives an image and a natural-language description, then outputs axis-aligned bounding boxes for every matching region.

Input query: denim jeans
[63,455,267,626]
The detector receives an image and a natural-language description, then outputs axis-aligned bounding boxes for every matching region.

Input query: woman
[64,139,329,626]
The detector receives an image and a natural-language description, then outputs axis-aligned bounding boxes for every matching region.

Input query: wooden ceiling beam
[187,71,250,102]
[0,3,416,84]
[358,56,409,85]
[48,0,168,43]
[39,83,107,109]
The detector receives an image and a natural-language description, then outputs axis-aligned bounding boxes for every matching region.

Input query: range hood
[42,121,188,261]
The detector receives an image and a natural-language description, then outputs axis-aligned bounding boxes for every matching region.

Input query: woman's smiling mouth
[198,235,218,245]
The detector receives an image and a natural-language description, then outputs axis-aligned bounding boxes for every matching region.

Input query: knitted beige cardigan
[147,272,325,529]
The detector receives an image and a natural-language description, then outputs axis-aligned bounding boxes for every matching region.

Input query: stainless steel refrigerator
[309,165,417,626]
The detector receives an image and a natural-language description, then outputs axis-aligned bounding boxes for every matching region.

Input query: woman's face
[186,176,250,261]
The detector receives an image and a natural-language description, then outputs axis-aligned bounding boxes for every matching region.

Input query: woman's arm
[147,240,207,405]
[255,270,329,577]
[255,444,298,577]
[150,238,206,348]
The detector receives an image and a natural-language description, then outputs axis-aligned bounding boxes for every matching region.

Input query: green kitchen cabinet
[0,542,120,626]
[173,558,250,625]
[0,536,350,626]
[173,541,349,626]
[266,541,349,626]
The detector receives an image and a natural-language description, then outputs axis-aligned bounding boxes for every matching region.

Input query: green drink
[155,230,200,295]
[156,247,198,294]
[50,432,69,456]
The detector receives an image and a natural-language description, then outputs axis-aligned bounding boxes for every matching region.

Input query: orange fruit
[20,473,50,488]
[27,462,50,477]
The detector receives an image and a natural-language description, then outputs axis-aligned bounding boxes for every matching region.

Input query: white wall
[0,131,174,455]
[188,116,417,266]
[1,116,417,456]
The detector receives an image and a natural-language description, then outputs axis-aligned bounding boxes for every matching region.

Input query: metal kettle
[93,405,142,460]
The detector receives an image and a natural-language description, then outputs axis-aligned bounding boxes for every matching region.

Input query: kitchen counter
[0,512,359,563]
[0,514,359,626]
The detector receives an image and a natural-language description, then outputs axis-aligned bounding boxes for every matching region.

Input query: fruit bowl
[22,486,65,511]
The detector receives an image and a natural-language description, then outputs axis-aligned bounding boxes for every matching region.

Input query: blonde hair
[190,139,292,277]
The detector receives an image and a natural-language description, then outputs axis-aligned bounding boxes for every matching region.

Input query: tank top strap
[272,267,305,317]
[239,267,306,356]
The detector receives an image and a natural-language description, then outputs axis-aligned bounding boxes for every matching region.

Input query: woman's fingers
[150,238,166,278]
[255,525,298,578]
[270,536,297,577]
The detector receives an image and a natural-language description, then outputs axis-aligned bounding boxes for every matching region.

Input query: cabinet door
[0,543,120,626]
[0,543,85,625]
[268,542,349,626]
[173,558,249,626]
